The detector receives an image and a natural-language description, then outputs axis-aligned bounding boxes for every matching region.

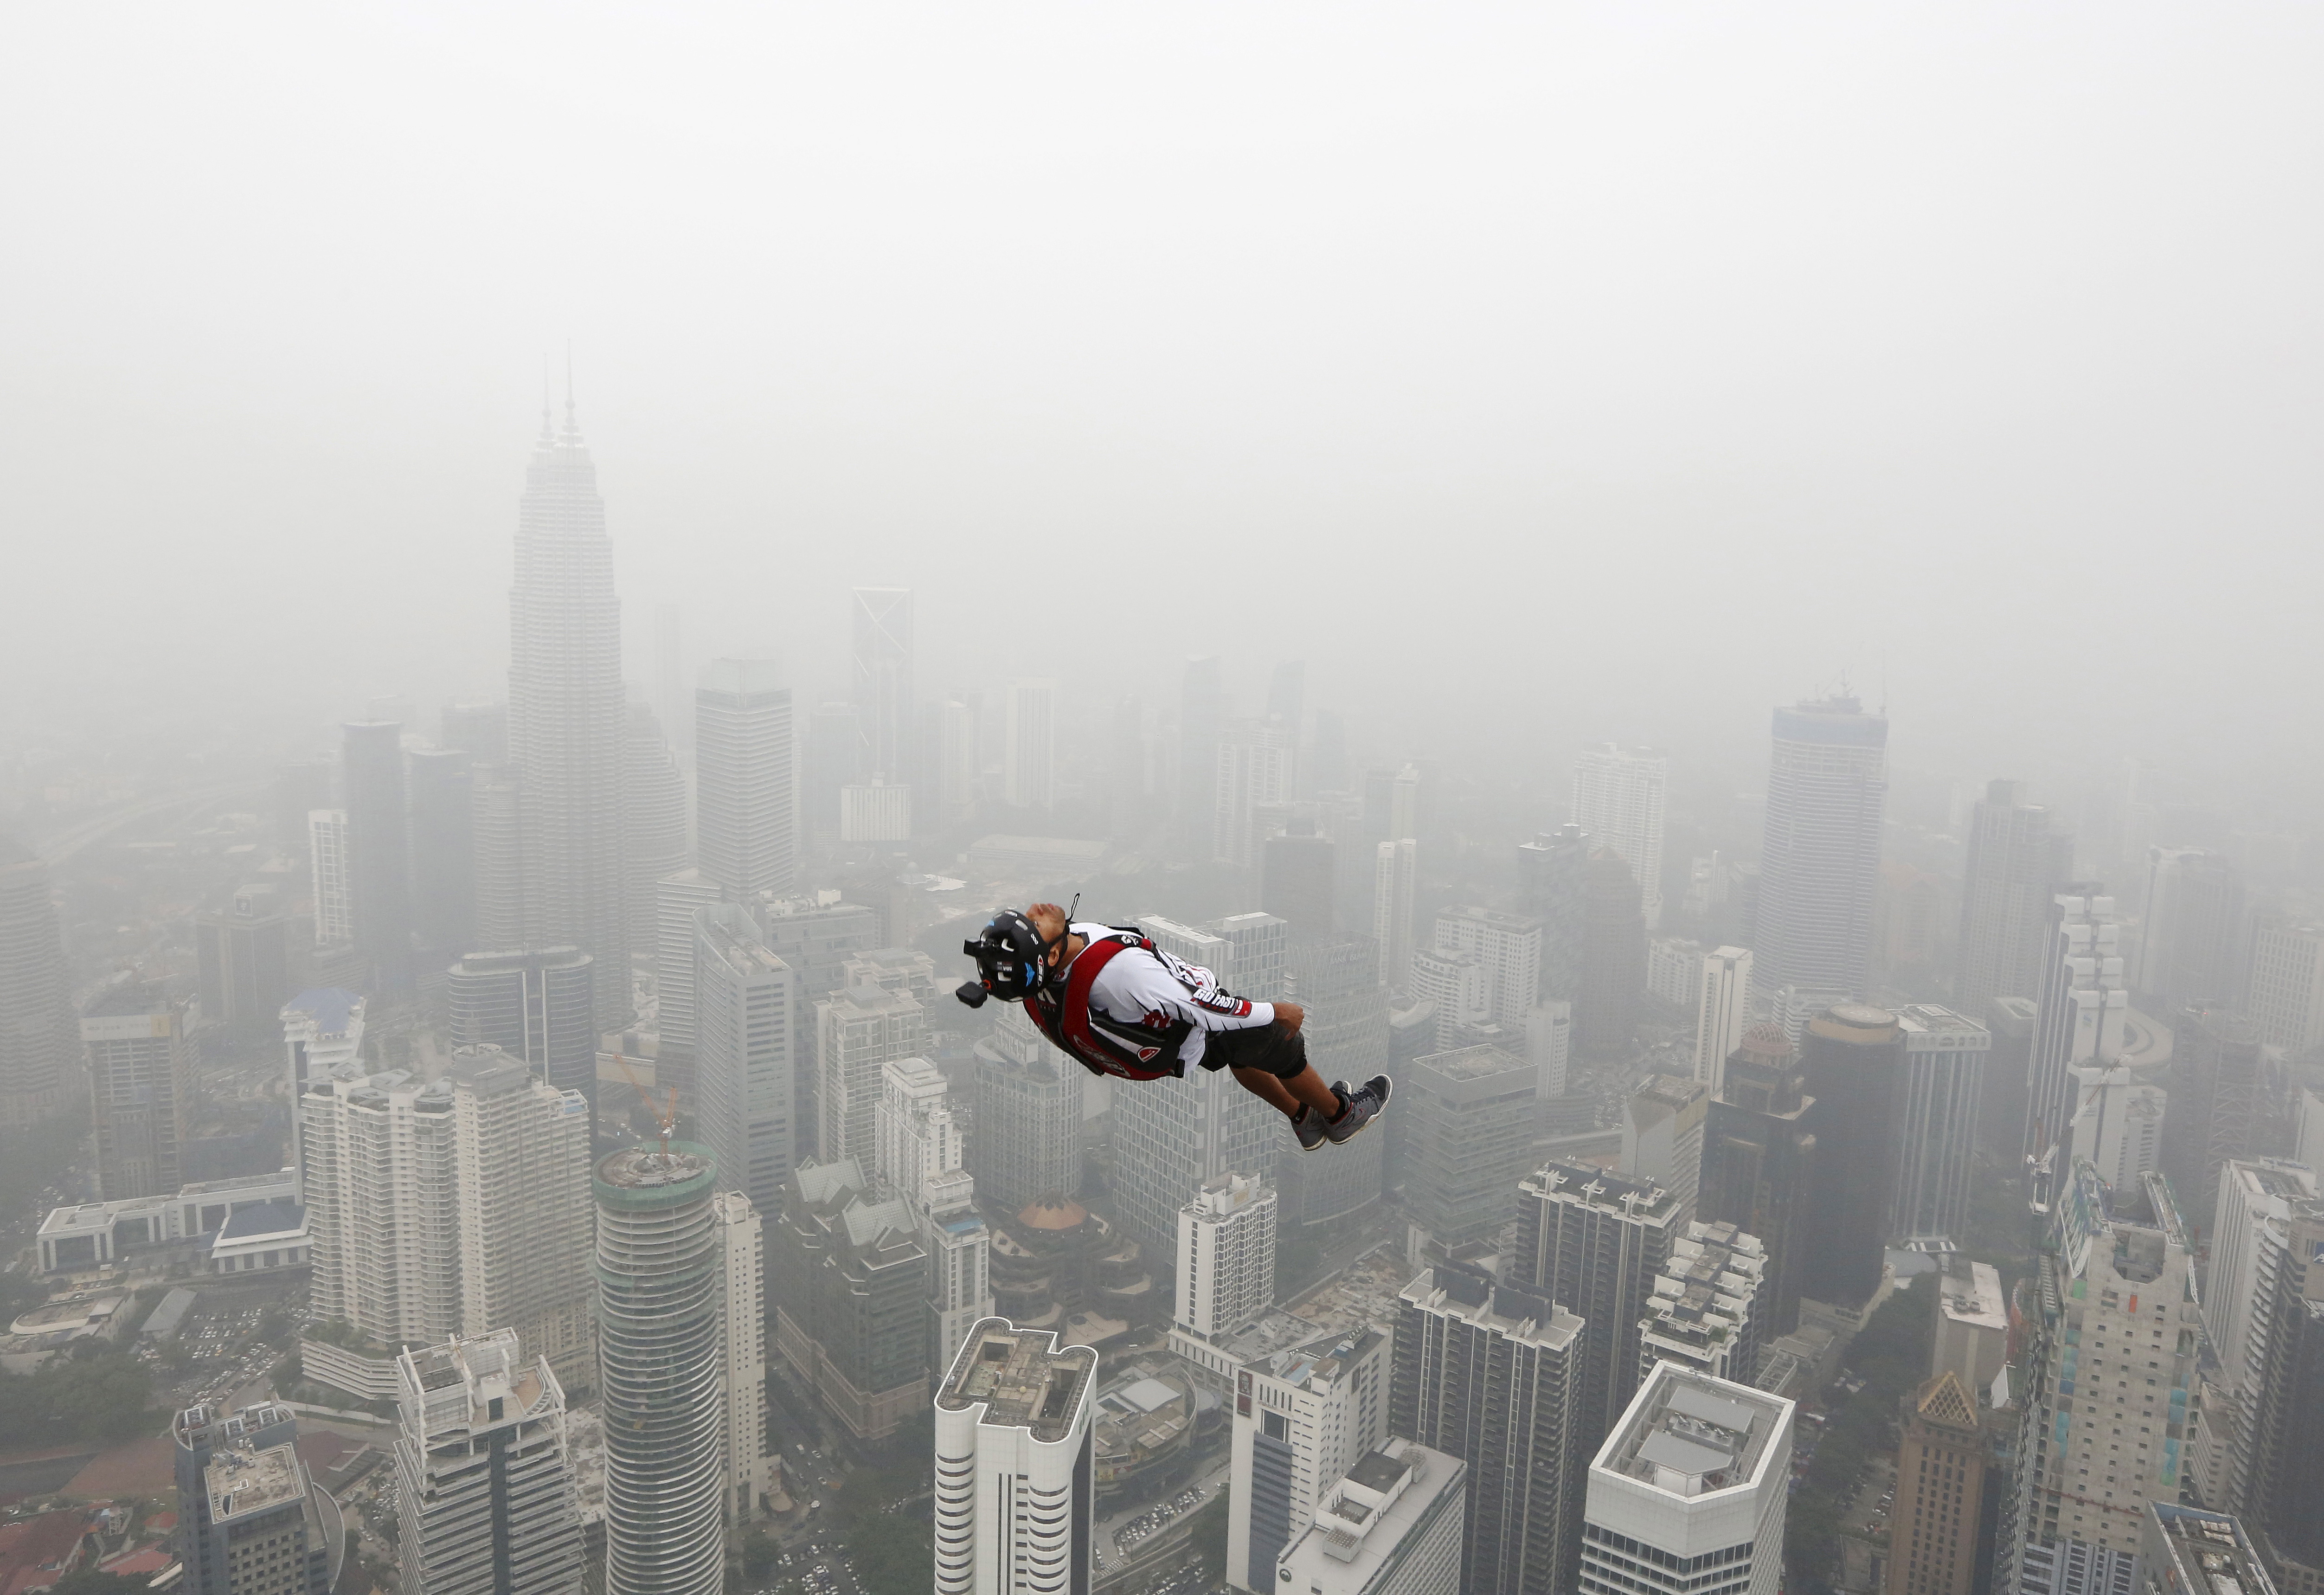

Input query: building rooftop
[1593,1362,1792,1501]
[937,1319,1097,1444]
[1400,1264,1584,1351]
[282,988,359,1034]
[84,980,166,1019]
[1895,1005,1990,1041]
[595,1145,714,1190]
[2147,1504,2280,1595]
[1939,1260,2008,1334]
[1530,1161,1680,1221]
[1248,1325,1389,1392]
[205,1440,304,1524]
[1280,1439,1464,1580]
[216,1203,304,1242]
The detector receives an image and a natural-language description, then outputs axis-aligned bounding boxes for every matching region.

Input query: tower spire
[540,355,553,440]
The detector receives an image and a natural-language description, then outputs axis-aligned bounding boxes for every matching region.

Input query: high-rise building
[172,1402,340,1595]
[1215,720,1297,869]
[1408,946,1489,1048]
[1004,678,1057,810]
[1228,1324,1394,1592]
[802,703,862,839]
[1753,696,1887,1013]
[839,778,912,843]
[769,1157,931,1440]
[1278,938,1389,1228]
[1701,1023,1817,1336]
[1889,1005,1990,1248]
[1998,1165,2199,1595]
[2063,1065,2168,1196]
[439,1047,596,1383]
[1577,849,1646,1060]
[281,986,365,1119]
[1637,1221,1769,1385]
[2163,1007,2266,1225]
[622,703,691,956]
[594,1142,726,1595]
[507,398,630,1033]
[969,1002,1084,1212]
[1530,1001,1574,1100]
[1374,840,1417,990]
[308,808,354,950]
[653,868,722,1069]
[445,947,596,1100]
[876,1057,994,1375]
[196,887,297,1040]
[1796,1004,1906,1311]
[1176,1171,1276,1339]
[1270,1439,1466,1595]
[1880,1371,1990,1595]
[83,982,189,1201]
[1955,781,2075,1018]
[1620,1075,1708,1225]
[2141,1506,2283,1595]
[850,588,914,785]
[696,657,795,901]
[2246,922,2324,1056]
[2192,1159,2317,1523]
[1432,906,1543,1029]
[695,905,797,1213]
[2134,848,2247,1010]
[393,1329,584,1595]
[1392,1263,1587,1595]
[1582,1363,1793,1595]
[302,1067,460,1348]
[1571,744,1669,930]
[407,746,476,965]
[815,983,926,1173]
[1512,1162,1684,1450]
[342,720,414,990]
[470,764,526,951]
[2243,1185,2324,1595]
[1401,1044,1536,1250]
[1517,824,1594,1003]
[2021,892,2129,1207]
[1694,947,1753,1095]
[713,1190,776,1524]
[440,700,508,765]
[932,1318,1097,1595]
[1263,831,1338,937]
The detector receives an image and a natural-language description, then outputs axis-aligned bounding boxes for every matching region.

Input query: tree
[49,1572,152,1595]
[849,1513,932,1595]
[742,1529,781,1577]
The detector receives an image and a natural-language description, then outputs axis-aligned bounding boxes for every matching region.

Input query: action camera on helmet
[957,908,1049,1006]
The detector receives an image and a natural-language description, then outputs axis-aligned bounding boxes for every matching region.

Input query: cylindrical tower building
[594,1142,725,1595]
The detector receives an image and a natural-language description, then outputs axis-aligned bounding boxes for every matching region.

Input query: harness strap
[1025,933,1186,1082]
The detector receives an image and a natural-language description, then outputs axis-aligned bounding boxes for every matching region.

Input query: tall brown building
[1885,1372,1986,1595]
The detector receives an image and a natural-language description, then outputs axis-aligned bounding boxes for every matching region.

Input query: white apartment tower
[2191,1159,2317,1520]
[877,1056,994,1375]
[1695,947,1753,1095]
[1271,1440,1467,1595]
[695,656,796,901]
[1374,840,1417,991]
[2065,1066,2168,1196]
[1637,1222,1771,1386]
[2023,894,2128,1213]
[1176,1172,1277,1339]
[1228,1326,1394,1592]
[2246,923,2324,1056]
[1432,906,1544,1029]
[1004,679,1057,810]
[1572,744,1670,929]
[654,868,723,1059]
[302,1067,460,1348]
[695,903,798,1213]
[816,983,927,1172]
[1583,1363,1795,1595]
[393,1330,584,1595]
[713,1190,776,1524]
[308,809,353,947]
[933,1319,1098,1595]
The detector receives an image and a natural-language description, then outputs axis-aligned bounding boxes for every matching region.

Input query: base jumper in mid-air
[955,900,1390,1151]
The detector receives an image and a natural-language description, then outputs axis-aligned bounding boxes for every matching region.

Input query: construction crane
[605,1048,680,1158]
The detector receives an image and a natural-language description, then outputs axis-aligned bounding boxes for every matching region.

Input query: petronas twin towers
[504,394,630,1031]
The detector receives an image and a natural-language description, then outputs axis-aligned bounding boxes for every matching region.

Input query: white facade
[1175,1172,1277,1339]
[394,1329,584,1595]
[2023,894,2129,1209]
[302,1067,460,1349]
[1227,1326,1393,1593]
[1694,948,1753,1095]
[2064,1066,2167,1196]
[877,1055,960,1194]
[714,1190,776,1524]
[282,988,365,1106]
[840,780,912,843]
[1408,948,1490,1050]
[1432,906,1542,1029]
[1621,1077,1709,1228]
[654,868,723,1057]
[1374,840,1417,991]
[1637,1222,1769,1385]
[2195,1159,2316,1518]
[1752,700,1886,1013]
[816,984,928,1172]
[695,904,797,1213]
[1647,937,1705,1014]
[308,809,353,946]
[933,1319,1096,1595]
[1004,679,1057,810]
[1271,1439,1465,1595]
[2246,923,2324,1055]
[1583,1363,1794,1595]
[1572,744,1669,930]
[878,1056,993,1376]
[1529,1002,1573,1099]
[694,656,795,901]
[1215,723,1297,869]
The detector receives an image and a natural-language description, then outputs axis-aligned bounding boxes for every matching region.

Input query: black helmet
[957,908,1051,1008]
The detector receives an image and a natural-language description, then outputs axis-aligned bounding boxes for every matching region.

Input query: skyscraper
[2134,847,2247,1009]
[1620,1074,1708,1225]
[1392,1263,1587,1595]
[1004,678,1057,810]
[769,1157,931,1439]
[1582,1363,1793,1595]
[343,720,414,990]
[695,657,795,901]
[1511,1162,1683,1449]
[969,1002,1084,1212]
[2163,1007,2266,1225]
[196,887,296,1040]
[1278,937,1388,1228]
[2062,1063,2167,1196]
[1432,906,1543,1029]
[1571,744,1669,929]
[1374,839,1417,990]
[594,1142,726,1595]
[932,1319,1097,1595]
[1954,781,2074,1018]
[1636,1221,1770,1386]
[622,702,690,956]
[2193,1159,2317,1523]
[406,746,475,965]
[875,1057,993,1375]
[1516,824,1593,1003]
[2245,921,2324,1055]
[850,587,914,785]
[713,1190,776,1525]
[1753,696,1887,1013]
[1888,1005,1989,1247]
[1798,1004,1904,1311]
[302,1068,460,1349]
[653,868,722,1068]
[172,1402,340,1595]
[83,982,189,1200]
[446,947,597,1101]
[1694,946,1753,1094]
[1576,849,1646,1060]
[1701,1023,1817,1336]
[695,904,797,1212]
[815,983,926,1172]
[1228,1324,1393,1592]
[1176,1171,1276,1339]
[308,809,354,950]
[1402,1045,1538,1249]
[393,1329,585,1595]
[2020,891,2127,1207]
[1270,1441,1467,1595]
[507,397,630,1032]
[1214,720,1296,868]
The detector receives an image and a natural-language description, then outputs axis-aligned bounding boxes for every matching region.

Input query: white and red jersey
[1063,920,1275,1074]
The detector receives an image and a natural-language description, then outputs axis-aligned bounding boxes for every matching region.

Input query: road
[27,781,269,862]
[1096,1454,1230,1581]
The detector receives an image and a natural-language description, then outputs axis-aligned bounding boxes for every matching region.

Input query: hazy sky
[4,4,2319,802]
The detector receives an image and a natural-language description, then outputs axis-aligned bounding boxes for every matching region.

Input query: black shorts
[1200,1020,1307,1080]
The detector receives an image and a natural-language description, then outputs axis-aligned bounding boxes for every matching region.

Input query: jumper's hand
[1274,1002,1305,1037]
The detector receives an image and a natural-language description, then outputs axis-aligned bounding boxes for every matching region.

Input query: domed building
[984,1194,1157,1343]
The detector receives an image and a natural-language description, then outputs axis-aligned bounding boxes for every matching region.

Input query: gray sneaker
[1291,1088,1342,1152]
[1324,1075,1392,1145]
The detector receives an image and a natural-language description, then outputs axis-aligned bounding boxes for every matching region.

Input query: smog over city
[1,9,2320,1595]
